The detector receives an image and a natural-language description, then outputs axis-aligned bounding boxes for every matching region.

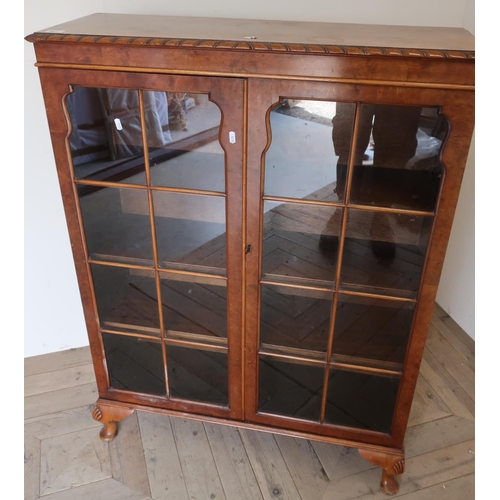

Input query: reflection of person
[331,103,421,199]
[319,103,421,260]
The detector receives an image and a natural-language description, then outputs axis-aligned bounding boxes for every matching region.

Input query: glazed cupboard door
[244,78,474,447]
[38,68,245,420]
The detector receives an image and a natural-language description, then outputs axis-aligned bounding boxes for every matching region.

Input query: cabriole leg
[91,403,135,442]
[358,448,405,495]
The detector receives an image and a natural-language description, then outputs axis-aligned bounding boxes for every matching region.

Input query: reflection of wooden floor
[24,304,474,499]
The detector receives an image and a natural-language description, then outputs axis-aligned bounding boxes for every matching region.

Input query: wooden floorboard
[24,305,474,500]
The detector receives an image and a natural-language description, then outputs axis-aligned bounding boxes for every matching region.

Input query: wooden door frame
[38,67,246,420]
[244,77,474,448]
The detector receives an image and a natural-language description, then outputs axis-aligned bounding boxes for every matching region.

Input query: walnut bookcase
[26,13,474,495]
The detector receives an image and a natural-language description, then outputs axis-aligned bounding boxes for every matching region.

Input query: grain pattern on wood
[39,427,111,496]
[431,312,475,367]
[425,325,475,400]
[274,434,330,500]
[39,478,151,500]
[25,433,41,500]
[404,415,475,458]
[170,418,227,500]
[24,383,98,420]
[24,347,92,377]
[433,304,475,352]
[393,473,474,500]
[311,443,373,481]
[204,422,264,500]
[137,412,189,500]
[25,405,101,440]
[27,13,475,56]
[407,373,452,427]
[421,350,475,419]
[25,364,95,397]
[109,413,151,498]
[239,429,302,500]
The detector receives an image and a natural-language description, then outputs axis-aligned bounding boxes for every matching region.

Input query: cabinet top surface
[27,13,474,57]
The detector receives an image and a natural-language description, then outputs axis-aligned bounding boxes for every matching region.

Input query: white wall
[24,1,475,356]
[435,0,475,339]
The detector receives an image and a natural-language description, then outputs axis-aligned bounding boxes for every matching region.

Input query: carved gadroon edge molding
[25,33,475,60]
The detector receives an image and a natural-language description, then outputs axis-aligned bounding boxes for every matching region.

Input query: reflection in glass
[262,201,341,285]
[167,346,228,405]
[265,100,355,202]
[260,284,332,354]
[258,356,325,421]
[91,264,159,336]
[340,209,432,298]
[324,369,399,433]
[66,86,146,184]
[346,105,446,211]
[152,191,226,272]
[79,186,153,265]
[160,273,227,339]
[102,333,165,396]
[144,92,225,192]
[332,295,414,367]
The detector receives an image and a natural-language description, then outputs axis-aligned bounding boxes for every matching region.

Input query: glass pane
[264,100,355,202]
[167,346,228,405]
[263,201,341,285]
[160,272,227,339]
[91,264,160,337]
[66,86,146,184]
[325,369,400,433]
[332,295,414,368]
[79,186,153,266]
[144,92,225,192]
[152,191,226,273]
[102,333,165,396]
[260,284,332,354]
[340,209,432,299]
[258,356,325,421]
[349,105,446,211]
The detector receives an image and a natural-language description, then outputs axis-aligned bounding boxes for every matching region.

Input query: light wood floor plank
[433,304,475,354]
[25,347,92,377]
[275,435,330,500]
[109,412,151,498]
[404,415,475,457]
[25,364,95,397]
[239,429,302,500]
[39,427,111,496]
[137,412,190,500]
[421,350,475,418]
[204,422,264,500]
[25,383,98,420]
[39,478,151,500]
[407,373,452,427]
[25,405,100,440]
[170,418,227,500]
[425,325,475,400]
[395,473,474,500]
[431,312,475,368]
[309,441,347,481]
[25,433,41,500]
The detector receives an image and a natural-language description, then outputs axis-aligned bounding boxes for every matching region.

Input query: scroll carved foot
[91,403,134,442]
[358,448,405,495]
